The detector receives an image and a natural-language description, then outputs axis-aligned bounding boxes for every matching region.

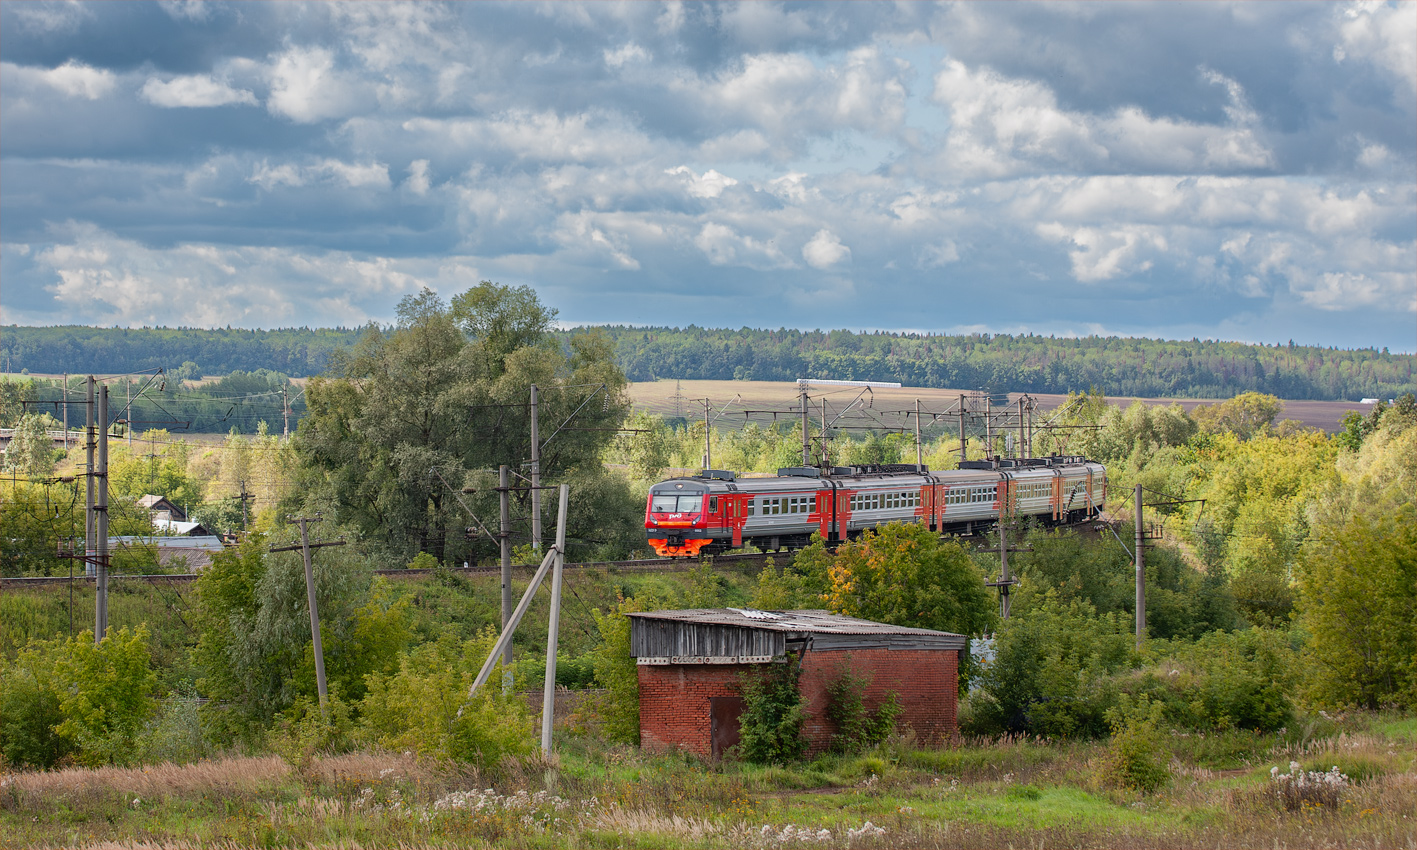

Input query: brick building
[629,608,967,758]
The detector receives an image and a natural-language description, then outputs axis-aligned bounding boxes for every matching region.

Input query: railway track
[0,551,777,589]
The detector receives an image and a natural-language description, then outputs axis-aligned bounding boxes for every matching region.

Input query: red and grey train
[645,457,1106,557]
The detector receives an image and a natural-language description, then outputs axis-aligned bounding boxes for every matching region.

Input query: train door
[922,484,934,529]
[1052,471,1063,522]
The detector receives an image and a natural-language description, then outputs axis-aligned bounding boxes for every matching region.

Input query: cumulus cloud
[141,75,257,108]
[27,223,436,328]
[666,165,738,198]
[404,159,431,195]
[802,229,851,270]
[2,3,1411,347]
[8,60,117,100]
[267,46,365,123]
[1336,1,1417,95]
[930,59,1275,178]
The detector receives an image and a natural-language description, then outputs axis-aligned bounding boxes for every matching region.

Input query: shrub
[53,627,159,767]
[824,662,901,754]
[971,592,1135,738]
[739,657,807,765]
[358,632,533,765]
[1140,629,1296,732]
[0,639,71,769]
[1096,695,1171,793]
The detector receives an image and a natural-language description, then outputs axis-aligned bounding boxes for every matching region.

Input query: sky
[1,1,1414,351]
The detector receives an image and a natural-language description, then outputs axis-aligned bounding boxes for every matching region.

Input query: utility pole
[915,399,923,469]
[498,464,513,690]
[1017,398,1025,459]
[126,380,132,448]
[62,373,69,452]
[958,394,967,463]
[984,394,993,459]
[702,398,711,470]
[282,385,290,438]
[85,377,95,583]
[541,482,569,755]
[238,486,253,532]
[1135,483,1145,647]
[800,385,811,465]
[271,517,346,712]
[982,517,1028,619]
[530,384,541,551]
[95,383,109,642]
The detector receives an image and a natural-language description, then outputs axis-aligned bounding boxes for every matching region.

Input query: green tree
[52,626,159,766]
[1192,392,1283,440]
[3,413,57,476]
[294,285,634,565]
[799,523,995,637]
[1298,411,1417,708]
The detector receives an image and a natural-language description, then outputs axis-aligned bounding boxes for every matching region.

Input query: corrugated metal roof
[626,608,964,638]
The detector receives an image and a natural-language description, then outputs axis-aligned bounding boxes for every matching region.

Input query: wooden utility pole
[530,384,541,551]
[271,517,346,712]
[541,482,569,755]
[1135,483,1145,647]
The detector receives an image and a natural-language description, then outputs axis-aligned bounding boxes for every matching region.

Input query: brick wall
[638,648,958,758]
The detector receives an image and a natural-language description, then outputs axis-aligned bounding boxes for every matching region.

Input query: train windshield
[651,494,703,513]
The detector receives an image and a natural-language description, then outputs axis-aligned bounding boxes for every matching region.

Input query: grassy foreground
[2,713,1412,849]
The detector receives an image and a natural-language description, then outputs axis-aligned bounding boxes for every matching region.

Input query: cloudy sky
[2,2,1413,350]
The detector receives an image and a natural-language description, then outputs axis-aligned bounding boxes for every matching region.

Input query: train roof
[651,456,1101,493]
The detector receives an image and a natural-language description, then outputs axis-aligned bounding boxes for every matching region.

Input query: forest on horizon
[2,322,1413,401]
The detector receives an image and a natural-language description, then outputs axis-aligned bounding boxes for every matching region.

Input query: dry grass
[1,754,290,804]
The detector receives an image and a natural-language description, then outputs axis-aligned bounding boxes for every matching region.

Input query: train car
[645,457,1106,557]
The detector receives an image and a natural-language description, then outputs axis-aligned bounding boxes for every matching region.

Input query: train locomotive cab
[646,476,717,557]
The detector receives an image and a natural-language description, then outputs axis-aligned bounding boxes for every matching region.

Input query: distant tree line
[3,370,305,434]
[3,323,1412,401]
[0,325,363,378]
[570,327,1414,401]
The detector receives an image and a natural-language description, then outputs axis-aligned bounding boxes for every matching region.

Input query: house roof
[628,608,962,637]
[154,519,212,536]
[627,608,969,655]
[110,536,226,551]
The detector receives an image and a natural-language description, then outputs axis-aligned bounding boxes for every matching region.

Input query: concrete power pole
[915,399,923,468]
[702,398,711,470]
[85,377,95,585]
[958,394,967,463]
[1135,483,1146,647]
[283,385,290,437]
[62,373,69,452]
[95,383,109,642]
[126,380,132,448]
[800,386,811,465]
[530,384,541,551]
[499,464,513,690]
